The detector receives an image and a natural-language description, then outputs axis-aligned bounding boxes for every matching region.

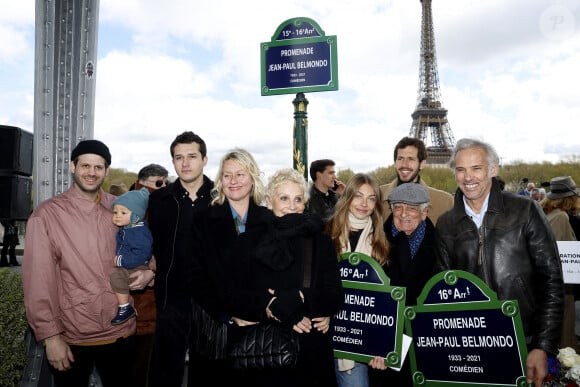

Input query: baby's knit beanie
[112,187,149,223]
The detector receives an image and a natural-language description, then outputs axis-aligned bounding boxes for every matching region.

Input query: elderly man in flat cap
[22,139,137,386]
[368,183,438,387]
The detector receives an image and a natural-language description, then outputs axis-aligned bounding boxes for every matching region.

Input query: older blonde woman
[222,168,343,386]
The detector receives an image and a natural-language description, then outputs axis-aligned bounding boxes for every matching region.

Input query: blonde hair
[266,168,309,206]
[326,173,389,266]
[211,148,266,206]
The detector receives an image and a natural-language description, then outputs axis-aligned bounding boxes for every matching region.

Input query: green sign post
[292,93,309,178]
[261,17,338,179]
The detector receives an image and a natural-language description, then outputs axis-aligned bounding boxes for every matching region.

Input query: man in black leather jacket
[435,138,564,387]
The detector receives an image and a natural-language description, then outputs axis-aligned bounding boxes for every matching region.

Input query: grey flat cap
[388,183,430,206]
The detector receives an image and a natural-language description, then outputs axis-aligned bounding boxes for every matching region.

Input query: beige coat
[380,178,454,224]
[545,208,577,351]
[547,209,576,241]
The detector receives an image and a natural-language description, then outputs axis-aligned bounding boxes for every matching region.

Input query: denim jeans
[334,359,369,387]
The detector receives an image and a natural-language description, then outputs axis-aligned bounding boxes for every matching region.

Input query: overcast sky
[1,0,579,181]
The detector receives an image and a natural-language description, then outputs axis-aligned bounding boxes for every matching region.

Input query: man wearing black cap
[22,139,137,386]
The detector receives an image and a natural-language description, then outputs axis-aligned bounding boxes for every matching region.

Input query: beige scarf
[337,214,373,372]
[341,213,373,256]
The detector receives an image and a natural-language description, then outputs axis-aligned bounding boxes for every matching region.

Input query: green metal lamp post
[292,92,309,180]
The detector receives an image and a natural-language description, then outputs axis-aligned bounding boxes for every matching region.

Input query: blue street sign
[330,252,406,368]
[261,17,338,96]
[406,270,529,387]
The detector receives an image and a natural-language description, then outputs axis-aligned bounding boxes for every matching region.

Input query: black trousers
[187,353,232,387]
[50,335,136,387]
[1,242,16,262]
[131,333,153,387]
[149,304,191,387]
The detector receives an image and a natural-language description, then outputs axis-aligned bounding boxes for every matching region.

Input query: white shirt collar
[463,193,490,229]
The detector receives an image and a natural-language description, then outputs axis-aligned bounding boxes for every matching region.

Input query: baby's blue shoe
[111,304,136,325]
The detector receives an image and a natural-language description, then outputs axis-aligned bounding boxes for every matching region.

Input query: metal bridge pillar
[33,0,100,207]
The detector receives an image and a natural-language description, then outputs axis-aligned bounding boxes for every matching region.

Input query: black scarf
[252,212,323,271]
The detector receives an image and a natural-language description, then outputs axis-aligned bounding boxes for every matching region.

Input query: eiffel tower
[409,0,456,165]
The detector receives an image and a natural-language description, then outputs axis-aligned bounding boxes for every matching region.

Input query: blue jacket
[114,222,152,269]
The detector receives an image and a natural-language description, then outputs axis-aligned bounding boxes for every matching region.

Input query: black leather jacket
[435,178,564,355]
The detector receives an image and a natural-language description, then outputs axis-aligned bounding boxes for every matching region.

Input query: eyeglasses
[155,179,169,188]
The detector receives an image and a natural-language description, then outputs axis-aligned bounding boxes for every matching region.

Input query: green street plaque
[405,270,529,387]
[261,17,338,96]
[330,252,406,368]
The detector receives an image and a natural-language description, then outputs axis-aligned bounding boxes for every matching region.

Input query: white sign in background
[558,241,580,284]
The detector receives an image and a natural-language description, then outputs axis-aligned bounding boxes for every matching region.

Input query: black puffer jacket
[435,178,564,355]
